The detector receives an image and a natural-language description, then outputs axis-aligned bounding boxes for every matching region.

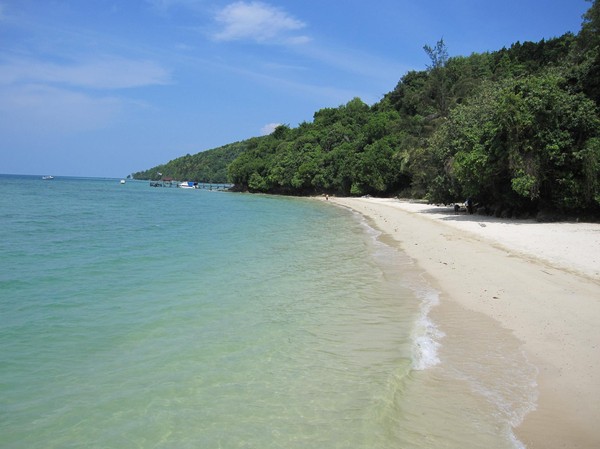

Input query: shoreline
[325,196,600,449]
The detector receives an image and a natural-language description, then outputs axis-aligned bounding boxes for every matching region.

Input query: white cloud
[0,56,171,89]
[260,122,281,135]
[213,1,309,44]
[286,35,311,45]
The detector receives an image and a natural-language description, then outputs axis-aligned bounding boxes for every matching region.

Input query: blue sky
[0,0,591,177]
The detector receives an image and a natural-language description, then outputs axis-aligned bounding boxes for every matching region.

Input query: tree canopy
[134,1,600,217]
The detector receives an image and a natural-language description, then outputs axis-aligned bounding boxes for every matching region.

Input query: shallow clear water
[0,175,536,448]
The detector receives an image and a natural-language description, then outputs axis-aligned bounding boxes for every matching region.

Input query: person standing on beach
[466,197,474,214]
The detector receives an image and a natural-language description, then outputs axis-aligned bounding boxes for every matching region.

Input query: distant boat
[120,179,126,184]
[179,181,198,189]
[42,175,54,180]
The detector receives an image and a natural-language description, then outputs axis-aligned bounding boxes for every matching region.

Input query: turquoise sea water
[0,175,536,448]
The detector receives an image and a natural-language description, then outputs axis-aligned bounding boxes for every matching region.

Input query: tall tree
[423,39,451,116]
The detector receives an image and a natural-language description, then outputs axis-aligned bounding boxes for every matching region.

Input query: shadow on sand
[412,205,539,225]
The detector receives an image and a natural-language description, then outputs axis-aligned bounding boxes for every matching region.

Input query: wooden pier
[149,178,232,191]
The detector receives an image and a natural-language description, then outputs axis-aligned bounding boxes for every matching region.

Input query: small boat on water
[120,179,126,184]
[179,181,198,189]
[42,175,54,180]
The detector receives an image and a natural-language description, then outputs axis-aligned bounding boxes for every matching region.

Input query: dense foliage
[135,1,600,216]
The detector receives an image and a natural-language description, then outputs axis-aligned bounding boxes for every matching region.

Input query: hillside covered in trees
[132,140,250,183]
[134,1,600,216]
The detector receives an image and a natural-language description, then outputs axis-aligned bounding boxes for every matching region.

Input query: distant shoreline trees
[134,0,600,217]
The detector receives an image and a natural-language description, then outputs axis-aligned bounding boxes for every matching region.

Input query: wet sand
[326,197,600,449]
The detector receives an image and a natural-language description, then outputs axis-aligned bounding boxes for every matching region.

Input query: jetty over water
[149,177,232,191]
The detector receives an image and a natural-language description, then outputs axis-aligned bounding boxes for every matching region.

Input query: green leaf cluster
[227,99,411,196]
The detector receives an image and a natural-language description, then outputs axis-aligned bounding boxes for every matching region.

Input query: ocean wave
[410,289,444,370]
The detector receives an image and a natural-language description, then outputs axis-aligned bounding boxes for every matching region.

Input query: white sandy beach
[327,197,600,449]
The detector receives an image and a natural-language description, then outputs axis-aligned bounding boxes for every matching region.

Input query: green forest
[133,0,600,217]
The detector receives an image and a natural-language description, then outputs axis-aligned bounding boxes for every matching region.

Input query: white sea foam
[410,289,444,370]
[353,212,444,372]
